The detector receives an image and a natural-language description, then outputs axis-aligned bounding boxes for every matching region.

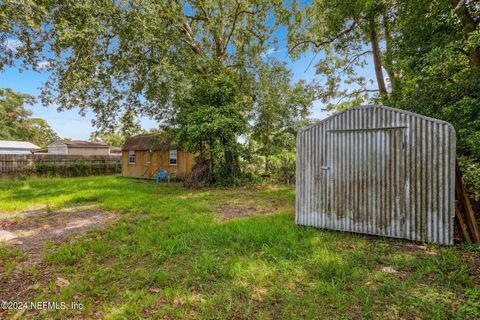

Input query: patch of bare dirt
[396,243,438,256]
[0,205,116,305]
[218,204,266,220]
[0,204,114,250]
[215,189,289,221]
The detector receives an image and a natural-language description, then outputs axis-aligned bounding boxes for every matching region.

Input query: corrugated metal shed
[0,140,40,154]
[296,105,456,245]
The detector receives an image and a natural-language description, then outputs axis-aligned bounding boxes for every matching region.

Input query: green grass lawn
[0,176,479,319]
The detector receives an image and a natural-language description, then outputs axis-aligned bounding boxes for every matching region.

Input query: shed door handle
[321,166,330,170]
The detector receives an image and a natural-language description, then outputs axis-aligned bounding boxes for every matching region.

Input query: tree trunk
[382,11,397,96]
[209,138,214,179]
[369,19,388,99]
[448,0,480,71]
[221,137,240,177]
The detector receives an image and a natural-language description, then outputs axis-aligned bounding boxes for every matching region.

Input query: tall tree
[172,70,249,179]
[26,118,59,146]
[30,0,281,176]
[0,88,58,146]
[0,88,35,140]
[90,110,143,147]
[447,0,480,72]
[388,0,480,157]
[250,60,313,171]
[285,0,395,109]
[37,0,277,127]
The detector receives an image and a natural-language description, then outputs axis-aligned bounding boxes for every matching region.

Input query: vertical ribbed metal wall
[296,105,456,245]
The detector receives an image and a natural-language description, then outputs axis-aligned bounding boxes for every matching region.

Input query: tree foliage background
[1,0,312,182]
[1,0,479,186]
[0,88,59,146]
[287,0,480,158]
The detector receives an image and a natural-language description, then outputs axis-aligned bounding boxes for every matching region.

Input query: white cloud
[36,60,50,71]
[4,38,22,52]
[261,47,282,57]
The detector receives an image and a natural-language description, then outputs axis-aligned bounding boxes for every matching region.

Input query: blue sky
[0,24,377,141]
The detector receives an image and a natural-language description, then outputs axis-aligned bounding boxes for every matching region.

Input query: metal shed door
[326,128,406,238]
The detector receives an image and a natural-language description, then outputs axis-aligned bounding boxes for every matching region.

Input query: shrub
[270,152,296,185]
[457,156,480,201]
[183,159,212,188]
[183,158,261,188]
[32,159,120,177]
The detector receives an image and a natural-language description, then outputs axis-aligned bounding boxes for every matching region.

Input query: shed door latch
[320,166,330,170]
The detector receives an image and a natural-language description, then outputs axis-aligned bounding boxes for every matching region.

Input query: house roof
[33,147,48,153]
[0,140,40,150]
[122,134,177,151]
[54,140,109,148]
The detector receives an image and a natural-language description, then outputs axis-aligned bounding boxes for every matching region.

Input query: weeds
[0,176,478,319]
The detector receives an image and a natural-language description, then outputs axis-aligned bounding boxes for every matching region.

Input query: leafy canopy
[250,60,313,170]
[0,88,59,146]
[31,0,280,128]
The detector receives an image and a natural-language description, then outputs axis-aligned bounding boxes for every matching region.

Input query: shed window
[128,151,136,164]
[169,149,177,165]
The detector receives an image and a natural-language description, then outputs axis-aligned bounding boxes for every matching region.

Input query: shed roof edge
[298,105,455,137]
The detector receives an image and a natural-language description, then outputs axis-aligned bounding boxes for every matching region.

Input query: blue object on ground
[155,169,169,183]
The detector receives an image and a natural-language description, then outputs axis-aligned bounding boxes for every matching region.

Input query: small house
[0,140,40,154]
[48,140,110,155]
[121,134,194,179]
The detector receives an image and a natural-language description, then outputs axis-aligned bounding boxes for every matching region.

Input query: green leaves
[386,0,480,157]
[19,0,280,130]
[172,70,248,181]
[0,88,58,146]
[250,60,313,170]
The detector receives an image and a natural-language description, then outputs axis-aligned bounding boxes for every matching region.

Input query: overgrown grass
[0,176,479,319]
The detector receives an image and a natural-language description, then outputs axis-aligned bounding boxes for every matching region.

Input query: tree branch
[223,1,241,55]
[453,0,467,13]
[341,50,372,72]
[198,2,210,20]
[174,0,206,57]
[185,15,207,21]
[289,21,357,54]
[332,88,379,108]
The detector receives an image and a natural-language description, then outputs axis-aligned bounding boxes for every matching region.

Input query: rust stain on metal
[296,105,456,245]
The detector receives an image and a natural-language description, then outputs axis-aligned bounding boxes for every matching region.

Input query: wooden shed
[121,134,195,179]
[296,105,456,245]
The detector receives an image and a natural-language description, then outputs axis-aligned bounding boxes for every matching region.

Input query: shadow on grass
[1,176,478,319]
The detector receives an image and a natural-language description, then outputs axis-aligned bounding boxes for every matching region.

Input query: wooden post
[455,206,471,243]
[455,162,480,243]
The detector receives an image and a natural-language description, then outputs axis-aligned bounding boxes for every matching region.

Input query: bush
[184,158,261,188]
[458,156,480,201]
[213,171,261,187]
[269,152,296,185]
[33,160,120,177]
[183,159,212,188]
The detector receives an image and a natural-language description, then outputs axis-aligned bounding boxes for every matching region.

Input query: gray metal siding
[296,105,456,245]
